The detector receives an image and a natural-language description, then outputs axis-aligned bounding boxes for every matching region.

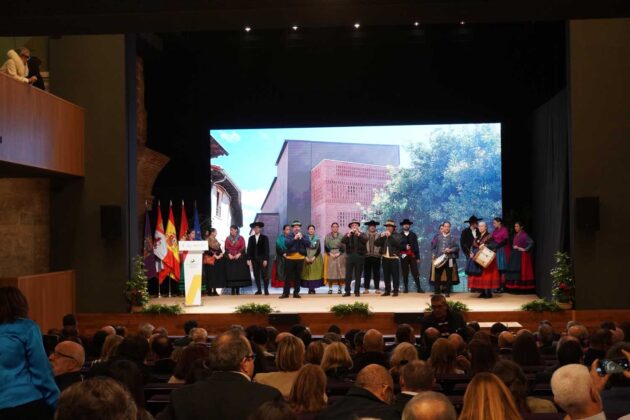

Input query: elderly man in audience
[402,391,457,420]
[551,362,611,420]
[101,325,116,336]
[49,340,85,391]
[351,329,389,373]
[316,364,398,420]
[421,294,467,338]
[190,327,208,344]
[138,323,155,340]
[393,360,435,414]
[151,334,176,374]
[567,322,589,347]
[55,377,137,420]
[157,330,281,420]
[173,320,198,347]
[498,331,515,355]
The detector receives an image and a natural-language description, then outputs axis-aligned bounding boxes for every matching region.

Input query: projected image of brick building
[311,160,391,233]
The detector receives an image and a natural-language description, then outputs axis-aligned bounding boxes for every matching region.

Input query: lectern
[178,241,208,306]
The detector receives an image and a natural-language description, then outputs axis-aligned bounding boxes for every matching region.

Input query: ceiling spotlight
[413,21,420,27]
[459,20,466,25]
[354,22,361,29]
[244,26,251,32]
[292,25,299,31]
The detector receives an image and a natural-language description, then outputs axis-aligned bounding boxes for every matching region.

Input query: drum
[433,254,448,268]
[473,247,496,268]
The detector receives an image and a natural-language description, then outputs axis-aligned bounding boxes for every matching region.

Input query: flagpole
[168,278,172,298]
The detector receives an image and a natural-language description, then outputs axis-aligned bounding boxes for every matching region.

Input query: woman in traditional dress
[505,222,535,293]
[301,225,324,294]
[204,228,226,296]
[491,217,511,292]
[224,225,251,295]
[271,224,291,289]
[467,221,501,299]
[324,222,346,294]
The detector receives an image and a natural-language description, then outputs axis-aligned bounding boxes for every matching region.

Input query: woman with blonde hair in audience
[493,360,557,414]
[429,338,465,375]
[254,335,305,399]
[99,334,123,362]
[320,341,353,380]
[389,342,419,383]
[459,372,522,420]
[305,340,327,365]
[288,364,328,417]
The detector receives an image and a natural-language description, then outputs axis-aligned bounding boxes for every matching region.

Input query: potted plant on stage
[551,251,575,310]
[125,255,150,313]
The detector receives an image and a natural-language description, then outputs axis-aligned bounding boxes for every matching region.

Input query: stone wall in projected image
[311,160,391,235]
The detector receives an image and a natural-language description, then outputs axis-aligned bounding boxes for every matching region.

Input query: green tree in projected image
[362,125,502,287]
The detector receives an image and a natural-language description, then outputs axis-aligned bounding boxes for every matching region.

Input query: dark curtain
[531,89,569,298]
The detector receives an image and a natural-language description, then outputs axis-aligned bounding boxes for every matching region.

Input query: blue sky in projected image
[210,124,500,225]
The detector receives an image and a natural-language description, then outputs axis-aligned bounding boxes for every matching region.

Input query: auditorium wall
[569,19,630,309]
[48,35,135,312]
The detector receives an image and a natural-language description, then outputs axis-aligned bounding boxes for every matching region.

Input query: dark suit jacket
[315,387,399,420]
[374,233,404,258]
[246,234,270,261]
[156,371,281,420]
[460,227,478,257]
[400,230,420,257]
[393,392,415,415]
[351,351,390,373]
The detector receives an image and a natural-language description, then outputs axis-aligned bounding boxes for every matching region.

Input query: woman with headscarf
[203,228,226,296]
[467,221,501,299]
[505,222,535,293]
[224,225,251,295]
[491,217,511,292]
[301,224,324,294]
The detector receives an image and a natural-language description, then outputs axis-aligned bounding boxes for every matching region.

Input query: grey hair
[402,391,457,420]
[551,364,593,414]
[210,331,251,371]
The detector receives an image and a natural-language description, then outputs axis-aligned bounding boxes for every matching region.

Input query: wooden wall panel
[0,73,84,176]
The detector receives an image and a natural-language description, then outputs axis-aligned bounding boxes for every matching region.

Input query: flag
[143,205,157,279]
[159,201,180,282]
[192,201,202,240]
[153,201,168,283]
[179,201,190,291]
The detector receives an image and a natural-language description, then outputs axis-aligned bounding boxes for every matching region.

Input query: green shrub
[330,302,373,317]
[234,303,274,315]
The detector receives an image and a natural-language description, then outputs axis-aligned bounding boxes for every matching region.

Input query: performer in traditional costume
[203,228,226,296]
[491,217,511,292]
[375,219,403,296]
[430,221,459,297]
[324,222,346,294]
[301,224,324,293]
[271,224,291,289]
[246,222,270,295]
[505,222,535,293]
[460,215,481,261]
[341,219,368,297]
[399,219,424,293]
[467,221,500,299]
[280,220,310,299]
[224,225,251,295]
[363,220,381,294]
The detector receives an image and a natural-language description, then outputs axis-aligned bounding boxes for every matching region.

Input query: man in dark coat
[460,215,482,260]
[352,329,390,373]
[399,218,424,293]
[157,332,281,420]
[246,221,270,295]
[393,360,436,415]
[420,294,467,338]
[341,219,368,297]
[316,364,399,420]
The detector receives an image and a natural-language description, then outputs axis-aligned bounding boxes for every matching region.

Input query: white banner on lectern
[180,241,208,306]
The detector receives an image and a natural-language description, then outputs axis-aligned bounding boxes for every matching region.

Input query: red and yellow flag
[159,201,180,282]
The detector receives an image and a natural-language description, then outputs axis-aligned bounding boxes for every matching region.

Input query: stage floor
[149,292,538,314]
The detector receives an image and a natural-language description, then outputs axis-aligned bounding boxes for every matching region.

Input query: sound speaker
[100,205,122,239]
[394,312,424,325]
[268,313,300,326]
[575,197,599,230]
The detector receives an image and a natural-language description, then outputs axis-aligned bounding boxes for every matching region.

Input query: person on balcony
[0,48,38,84]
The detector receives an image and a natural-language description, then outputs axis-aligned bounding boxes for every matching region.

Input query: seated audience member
[173,320,198,347]
[190,327,208,344]
[154,326,168,337]
[344,329,361,352]
[447,333,471,371]
[115,325,128,337]
[322,332,341,344]
[91,335,153,383]
[60,314,81,342]
[468,339,498,376]
[468,321,481,333]
[493,360,557,414]
[0,48,38,84]
[419,327,441,360]
[101,359,153,420]
[266,326,280,353]
[328,324,342,334]
[618,321,630,344]
[55,377,136,420]
[250,400,298,420]
[429,338,465,375]
[138,323,155,340]
[512,332,543,367]
[585,329,613,366]
[394,360,435,415]
[288,364,328,417]
[402,391,457,420]
[567,322,589,348]
[290,325,313,347]
[421,294,466,338]
[600,344,630,415]
[459,372,522,420]
[305,341,327,365]
[611,327,625,345]
[551,363,610,420]
[351,329,389,373]
[0,286,59,419]
[353,331,366,355]
[96,334,123,364]
[87,330,109,359]
[537,323,556,355]
[536,337,583,383]
[247,325,272,356]
[255,335,305,399]
[151,334,176,374]
[390,342,420,385]
[320,341,353,382]
[49,341,85,391]
[498,331,515,355]
[169,343,210,384]
[387,323,418,353]
[315,364,398,420]
[490,322,509,342]
[101,325,117,336]
[157,331,281,420]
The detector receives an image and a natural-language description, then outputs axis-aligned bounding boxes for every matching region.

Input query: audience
[138,323,155,340]
[512,332,543,367]
[394,360,435,414]
[498,331,515,354]
[99,333,123,363]
[290,325,313,347]
[255,335,305,399]
[49,341,85,391]
[351,329,389,372]
[493,360,557,414]
[468,338,497,376]
[316,364,398,420]
[390,342,420,382]
[157,331,281,419]
[190,327,208,344]
[100,359,153,420]
[250,400,298,420]
[173,320,198,347]
[600,344,630,415]
[551,363,609,420]
[421,294,467,338]
[567,322,589,347]
[429,338,465,375]
[402,391,457,420]
[169,343,210,384]
[288,364,328,417]
[320,341,353,382]
[537,323,556,355]
[0,286,59,419]
[56,377,137,420]
[102,325,117,336]
[584,329,613,366]
[151,334,176,374]
[305,341,327,365]
[459,372,522,420]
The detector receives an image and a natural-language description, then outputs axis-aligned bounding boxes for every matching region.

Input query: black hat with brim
[364,220,380,227]
[400,219,413,226]
[464,215,483,224]
[249,222,265,228]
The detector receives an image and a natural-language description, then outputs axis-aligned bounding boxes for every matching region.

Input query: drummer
[430,221,459,297]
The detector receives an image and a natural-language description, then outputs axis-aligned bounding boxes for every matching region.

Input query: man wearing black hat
[247,222,270,295]
[460,216,481,261]
[363,220,381,294]
[341,219,368,297]
[375,220,403,296]
[399,219,424,294]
